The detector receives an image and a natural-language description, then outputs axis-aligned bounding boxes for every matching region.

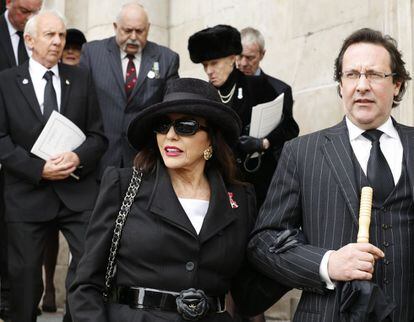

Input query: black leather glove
[238,135,264,154]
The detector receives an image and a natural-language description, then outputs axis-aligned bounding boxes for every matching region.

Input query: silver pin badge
[237,87,243,99]
[22,78,29,84]
[147,70,155,79]
[66,79,70,85]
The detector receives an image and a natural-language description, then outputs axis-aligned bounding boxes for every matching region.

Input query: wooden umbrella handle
[357,187,373,243]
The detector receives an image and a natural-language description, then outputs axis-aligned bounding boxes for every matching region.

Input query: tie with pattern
[125,54,137,99]
[16,31,29,65]
[362,129,394,203]
[43,70,58,122]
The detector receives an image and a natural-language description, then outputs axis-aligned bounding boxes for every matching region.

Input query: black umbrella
[339,187,395,322]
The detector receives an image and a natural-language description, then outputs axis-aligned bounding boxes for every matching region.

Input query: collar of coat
[146,162,239,243]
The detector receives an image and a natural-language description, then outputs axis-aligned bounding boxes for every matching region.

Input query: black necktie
[362,129,394,203]
[16,31,28,65]
[125,54,137,99]
[43,70,58,122]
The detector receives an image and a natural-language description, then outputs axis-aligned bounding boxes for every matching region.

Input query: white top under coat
[178,198,209,235]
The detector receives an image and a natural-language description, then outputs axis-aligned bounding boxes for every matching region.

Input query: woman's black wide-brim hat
[188,24,242,63]
[127,78,242,151]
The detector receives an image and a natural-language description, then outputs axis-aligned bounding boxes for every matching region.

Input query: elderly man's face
[237,42,264,75]
[26,12,66,69]
[114,6,149,55]
[340,42,401,130]
[7,0,42,31]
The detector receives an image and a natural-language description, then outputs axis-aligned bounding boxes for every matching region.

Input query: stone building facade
[41,0,414,319]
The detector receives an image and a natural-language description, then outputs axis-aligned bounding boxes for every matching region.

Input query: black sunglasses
[153,118,209,136]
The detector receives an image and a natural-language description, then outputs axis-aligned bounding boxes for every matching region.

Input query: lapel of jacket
[0,15,17,67]
[107,37,127,102]
[58,63,71,115]
[198,168,237,244]
[149,163,198,238]
[16,62,44,122]
[394,119,414,201]
[127,42,158,105]
[321,118,359,225]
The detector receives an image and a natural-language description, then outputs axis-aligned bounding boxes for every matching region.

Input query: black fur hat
[188,24,242,63]
[127,78,242,150]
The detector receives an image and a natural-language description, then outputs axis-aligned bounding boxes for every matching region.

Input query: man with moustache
[0,1,42,320]
[249,28,414,321]
[80,1,179,174]
[0,10,107,321]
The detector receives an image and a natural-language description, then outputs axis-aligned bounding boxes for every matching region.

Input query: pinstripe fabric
[80,37,180,173]
[353,151,414,321]
[248,118,414,321]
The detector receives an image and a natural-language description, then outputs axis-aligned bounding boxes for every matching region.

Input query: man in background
[0,10,107,321]
[237,27,298,163]
[0,1,42,320]
[80,1,179,174]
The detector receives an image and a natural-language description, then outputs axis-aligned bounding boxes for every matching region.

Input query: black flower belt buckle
[176,288,210,320]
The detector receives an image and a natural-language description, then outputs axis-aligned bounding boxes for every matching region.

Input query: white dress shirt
[120,50,142,81]
[29,58,61,113]
[319,116,403,289]
[4,10,31,64]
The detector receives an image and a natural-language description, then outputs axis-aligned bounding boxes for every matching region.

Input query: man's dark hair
[334,28,411,107]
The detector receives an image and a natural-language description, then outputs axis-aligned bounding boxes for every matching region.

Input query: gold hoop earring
[203,146,213,160]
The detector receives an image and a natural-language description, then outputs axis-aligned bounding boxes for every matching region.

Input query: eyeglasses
[341,70,396,83]
[153,118,209,136]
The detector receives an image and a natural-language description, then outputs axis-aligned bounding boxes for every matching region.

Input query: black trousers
[7,204,90,322]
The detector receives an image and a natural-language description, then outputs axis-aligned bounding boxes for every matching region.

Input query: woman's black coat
[68,164,288,322]
[218,68,299,207]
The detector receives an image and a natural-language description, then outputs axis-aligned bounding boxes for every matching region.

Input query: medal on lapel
[147,61,160,79]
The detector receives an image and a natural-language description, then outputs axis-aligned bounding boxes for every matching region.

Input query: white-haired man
[80,2,179,175]
[237,27,298,166]
[0,10,107,321]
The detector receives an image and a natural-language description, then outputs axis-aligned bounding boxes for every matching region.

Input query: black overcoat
[69,164,287,322]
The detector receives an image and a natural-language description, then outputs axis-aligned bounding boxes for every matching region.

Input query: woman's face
[61,44,82,66]
[202,55,235,87]
[156,113,211,173]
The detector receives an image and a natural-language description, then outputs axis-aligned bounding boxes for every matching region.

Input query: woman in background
[188,24,299,209]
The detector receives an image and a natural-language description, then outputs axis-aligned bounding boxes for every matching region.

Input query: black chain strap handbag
[102,167,143,300]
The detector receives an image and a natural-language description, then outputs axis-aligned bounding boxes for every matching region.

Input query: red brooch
[228,192,238,209]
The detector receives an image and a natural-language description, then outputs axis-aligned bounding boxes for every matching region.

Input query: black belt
[109,286,225,320]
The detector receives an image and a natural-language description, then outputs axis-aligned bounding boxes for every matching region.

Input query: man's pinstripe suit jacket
[80,37,179,174]
[249,118,414,321]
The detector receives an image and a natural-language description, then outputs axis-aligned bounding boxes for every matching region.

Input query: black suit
[0,14,17,71]
[0,61,107,321]
[248,119,414,321]
[0,11,23,318]
[261,70,298,153]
